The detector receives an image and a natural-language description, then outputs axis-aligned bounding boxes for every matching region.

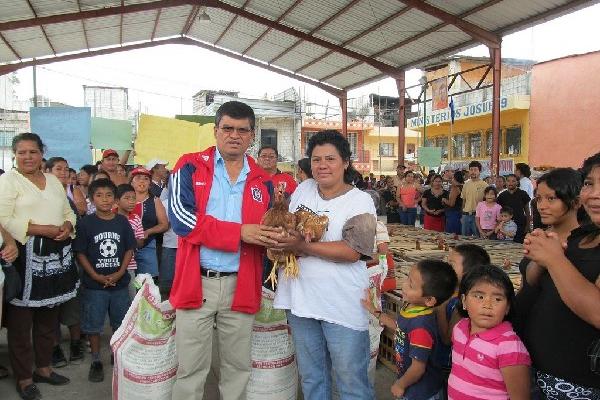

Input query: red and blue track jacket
[168,146,271,313]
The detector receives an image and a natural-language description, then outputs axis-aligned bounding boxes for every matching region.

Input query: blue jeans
[287,312,373,400]
[461,214,478,237]
[399,208,418,226]
[159,247,177,293]
[81,287,130,334]
[445,209,462,235]
[135,238,159,277]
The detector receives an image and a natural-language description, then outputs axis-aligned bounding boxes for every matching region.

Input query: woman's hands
[523,228,567,268]
[267,229,306,254]
[54,221,73,241]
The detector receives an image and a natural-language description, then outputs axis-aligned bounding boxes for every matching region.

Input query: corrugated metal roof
[0,0,596,92]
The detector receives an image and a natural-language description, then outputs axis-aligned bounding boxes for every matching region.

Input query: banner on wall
[30,107,91,169]
[431,77,448,111]
[91,117,133,150]
[134,114,216,167]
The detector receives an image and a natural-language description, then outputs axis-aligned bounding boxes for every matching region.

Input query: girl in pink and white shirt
[448,265,531,400]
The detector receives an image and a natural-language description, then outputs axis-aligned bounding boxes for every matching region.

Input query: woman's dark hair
[453,170,465,184]
[430,174,443,183]
[297,158,312,178]
[80,164,98,176]
[536,168,582,212]
[45,156,67,172]
[483,185,498,197]
[458,264,515,322]
[305,130,357,184]
[416,259,458,306]
[12,132,46,154]
[404,170,415,178]
[68,168,76,174]
[581,152,600,182]
[515,162,531,178]
[452,244,491,277]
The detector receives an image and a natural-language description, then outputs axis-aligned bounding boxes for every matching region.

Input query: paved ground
[0,327,396,399]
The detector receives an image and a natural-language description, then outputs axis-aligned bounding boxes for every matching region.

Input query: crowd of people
[363,160,541,244]
[0,100,597,400]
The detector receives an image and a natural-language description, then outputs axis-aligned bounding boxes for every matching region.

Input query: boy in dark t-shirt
[363,260,457,400]
[73,179,136,383]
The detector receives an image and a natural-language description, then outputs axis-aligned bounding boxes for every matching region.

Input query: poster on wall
[431,77,448,111]
[30,107,92,169]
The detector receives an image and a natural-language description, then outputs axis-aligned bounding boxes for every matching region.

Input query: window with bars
[379,143,394,157]
[469,132,482,158]
[486,129,504,156]
[435,137,449,159]
[452,134,467,158]
[505,126,521,155]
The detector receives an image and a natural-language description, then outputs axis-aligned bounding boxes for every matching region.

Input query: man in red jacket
[168,101,279,400]
[257,145,298,197]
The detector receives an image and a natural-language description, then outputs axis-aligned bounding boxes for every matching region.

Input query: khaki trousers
[172,275,255,400]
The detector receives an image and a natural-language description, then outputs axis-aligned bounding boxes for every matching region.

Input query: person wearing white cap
[146,159,169,198]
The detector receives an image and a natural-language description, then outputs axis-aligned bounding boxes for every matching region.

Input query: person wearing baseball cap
[100,149,129,185]
[145,159,169,198]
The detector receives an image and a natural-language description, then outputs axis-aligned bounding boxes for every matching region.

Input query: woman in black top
[523,154,600,399]
[421,174,448,232]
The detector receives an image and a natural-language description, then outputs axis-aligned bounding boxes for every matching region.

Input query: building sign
[409,97,509,128]
[441,158,514,177]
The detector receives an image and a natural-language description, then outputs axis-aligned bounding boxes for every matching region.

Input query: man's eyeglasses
[259,154,277,160]
[218,125,253,135]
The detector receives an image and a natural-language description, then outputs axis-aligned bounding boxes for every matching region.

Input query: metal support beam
[339,92,348,137]
[119,0,125,46]
[241,0,302,56]
[76,0,90,51]
[213,0,251,46]
[24,0,57,55]
[268,0,365,65]
[295,6,413,74]
[399,0,500,48]
[330,0,502,88]
[151,8,162,40]
[204,0,398,75]
[490,45,501,178]
[183,37,344,97]
[396,73,406,167]
[0,0,192,32]
[181,5,200,36]
[0,37,188,76]
[0,32,22,60]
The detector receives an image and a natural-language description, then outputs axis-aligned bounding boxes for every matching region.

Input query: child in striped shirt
[116,184,144,296]
[448,265,531,400]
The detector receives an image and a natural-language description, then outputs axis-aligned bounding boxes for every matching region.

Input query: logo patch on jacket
[251,186,263,203]
[202,155,209,161]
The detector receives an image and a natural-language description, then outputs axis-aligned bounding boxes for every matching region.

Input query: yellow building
[408,56,533,176]
[363,127,420,176]
[408,95,530,175]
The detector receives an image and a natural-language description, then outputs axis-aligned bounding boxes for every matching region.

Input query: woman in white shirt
[0,133,78,399]
[272,130,377,400]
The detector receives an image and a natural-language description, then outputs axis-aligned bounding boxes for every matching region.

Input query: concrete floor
[0,328,397,400]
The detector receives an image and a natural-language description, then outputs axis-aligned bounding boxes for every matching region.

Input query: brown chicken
[261,182,298,288]
[294,209,329,242]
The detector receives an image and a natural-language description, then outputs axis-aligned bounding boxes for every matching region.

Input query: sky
[12,2,600,117]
